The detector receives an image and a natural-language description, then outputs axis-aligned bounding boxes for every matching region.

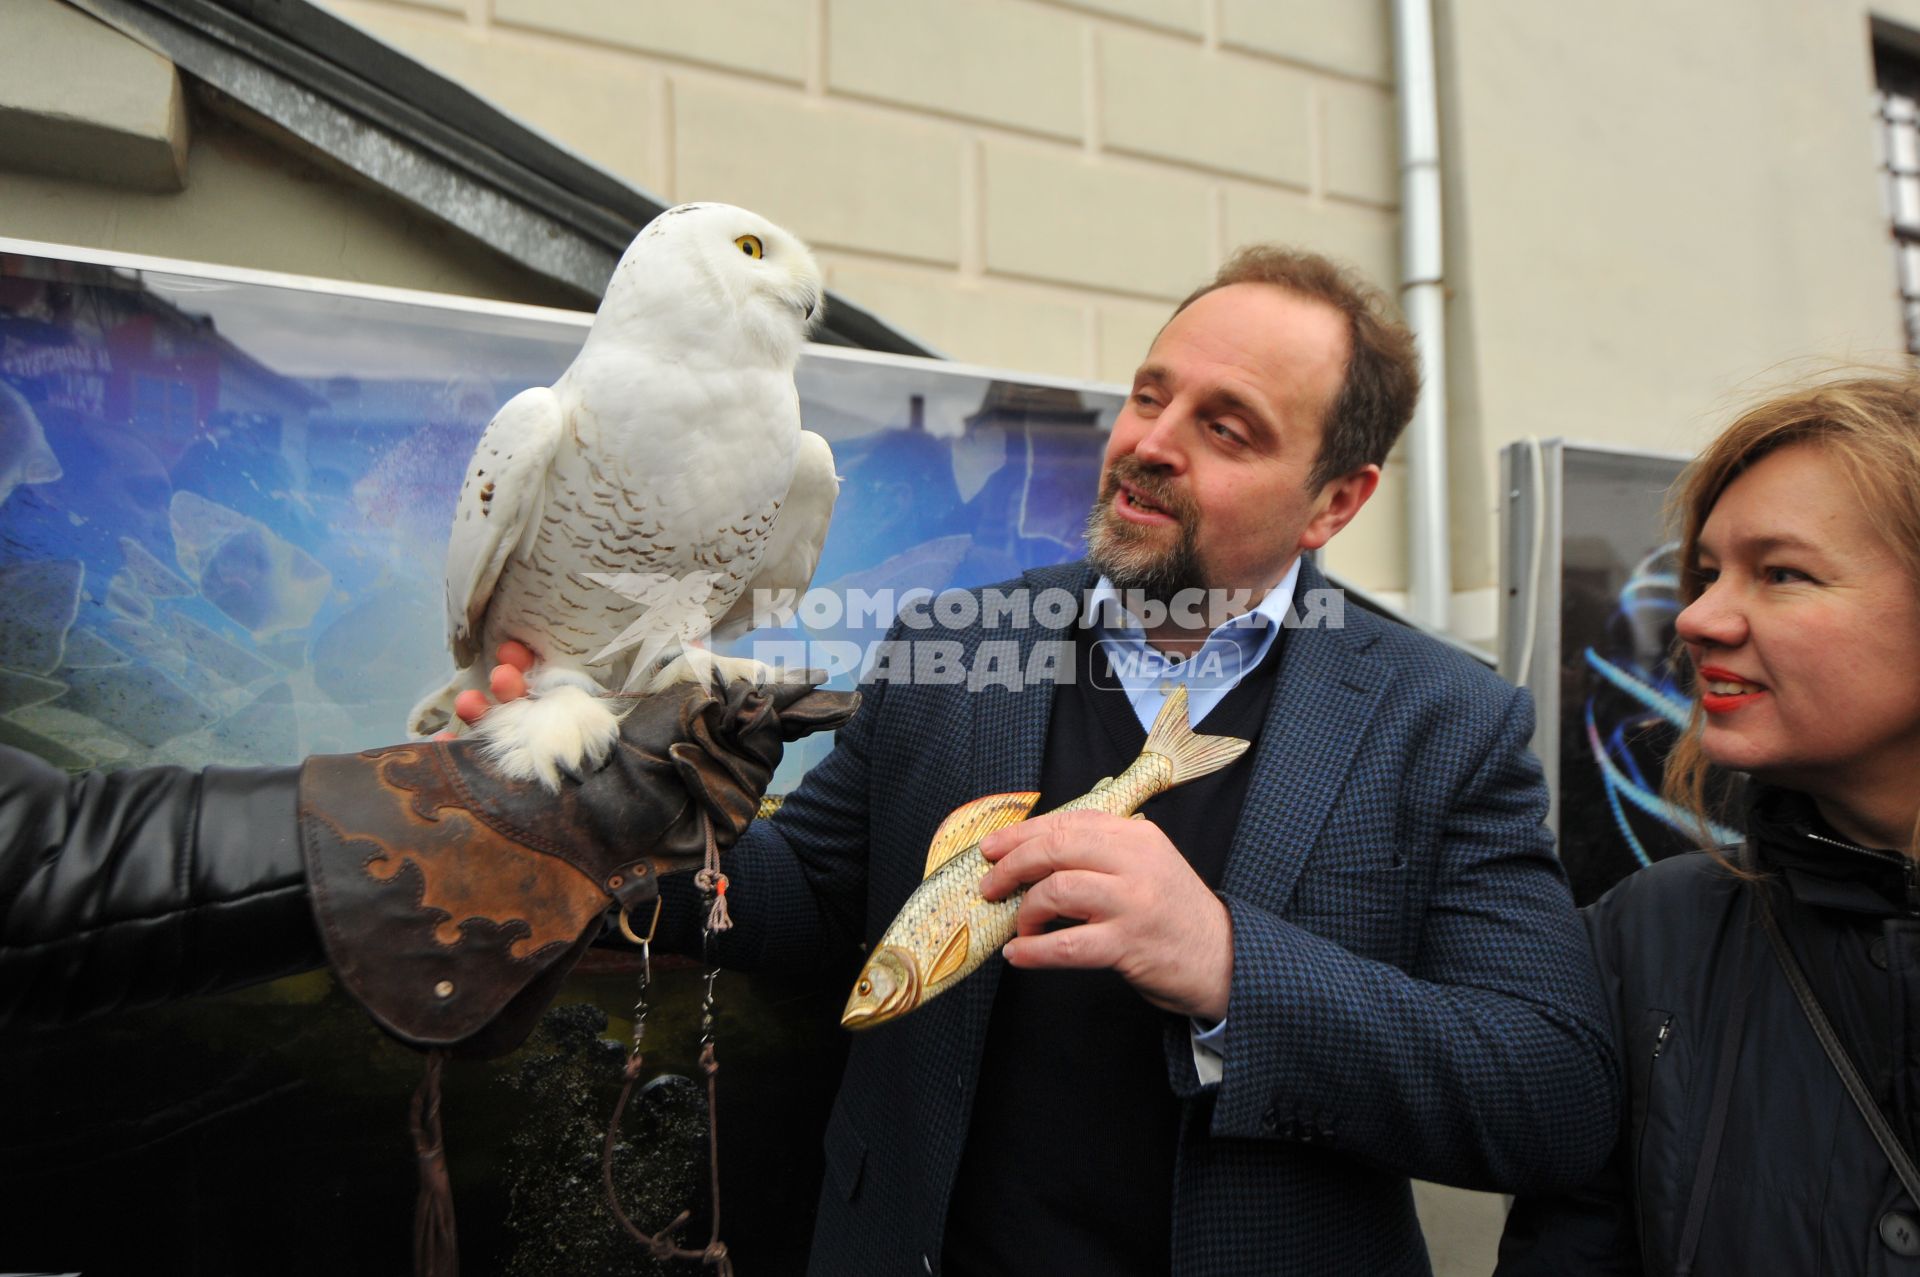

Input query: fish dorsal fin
[924,791,1041,877]
[927,922,973,986]
[1091,776,1115,791]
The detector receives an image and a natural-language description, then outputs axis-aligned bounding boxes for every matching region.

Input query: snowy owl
[408,202,838,789]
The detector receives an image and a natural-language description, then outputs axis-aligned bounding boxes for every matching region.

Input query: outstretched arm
[0,745,321,1032]
[4,667,851,1052]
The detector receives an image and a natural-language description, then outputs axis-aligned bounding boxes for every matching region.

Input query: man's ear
[1299,464,1381,553]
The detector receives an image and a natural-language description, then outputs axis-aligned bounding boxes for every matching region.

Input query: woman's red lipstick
[1696,665,1766,715]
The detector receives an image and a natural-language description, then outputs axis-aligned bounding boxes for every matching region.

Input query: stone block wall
[322,0,1400,389]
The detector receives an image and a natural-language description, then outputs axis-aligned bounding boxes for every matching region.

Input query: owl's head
[602,202,824,366]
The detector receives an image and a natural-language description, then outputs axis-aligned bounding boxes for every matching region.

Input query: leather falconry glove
[297,675,857,1058]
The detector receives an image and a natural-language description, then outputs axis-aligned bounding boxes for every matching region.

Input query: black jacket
[0,744,324,1032]
[1499,789,1920,1275]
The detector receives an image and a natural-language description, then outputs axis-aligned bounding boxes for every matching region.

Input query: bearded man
[661,247,1617,1277]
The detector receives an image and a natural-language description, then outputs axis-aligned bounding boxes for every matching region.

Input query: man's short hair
[1174,246,1420,490]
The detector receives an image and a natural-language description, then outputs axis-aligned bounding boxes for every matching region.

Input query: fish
[841,684,1250,1030]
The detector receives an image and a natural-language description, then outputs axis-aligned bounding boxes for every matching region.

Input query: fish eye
[735,234,764,259]
[857,979,871,996]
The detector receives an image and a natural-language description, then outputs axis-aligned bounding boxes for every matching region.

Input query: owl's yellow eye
[734,234,763,259]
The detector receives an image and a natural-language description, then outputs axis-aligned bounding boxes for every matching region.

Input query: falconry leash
[603,811,738,1274]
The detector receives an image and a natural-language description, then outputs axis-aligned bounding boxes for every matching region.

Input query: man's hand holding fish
[977,808,1233,1022]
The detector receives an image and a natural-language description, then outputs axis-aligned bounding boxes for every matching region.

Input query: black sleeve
[0,744,325,1033]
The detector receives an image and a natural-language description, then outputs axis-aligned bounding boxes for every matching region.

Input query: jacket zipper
[1802,831,1920,917]
[1634,1014,1675,1256]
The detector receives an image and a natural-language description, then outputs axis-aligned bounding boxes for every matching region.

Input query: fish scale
[879,754,1175,997]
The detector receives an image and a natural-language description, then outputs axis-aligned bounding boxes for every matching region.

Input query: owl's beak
[791,281,822,324]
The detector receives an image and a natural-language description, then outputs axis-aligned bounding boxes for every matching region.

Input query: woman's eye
[1765,566,1808,585]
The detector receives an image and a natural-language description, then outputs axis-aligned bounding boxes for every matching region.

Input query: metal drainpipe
[1392,0,1451,632]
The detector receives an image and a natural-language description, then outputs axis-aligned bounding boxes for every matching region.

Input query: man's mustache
[1102,458,1196,524]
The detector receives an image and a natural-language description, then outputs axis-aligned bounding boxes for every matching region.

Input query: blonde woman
[1497,376,1920,1274]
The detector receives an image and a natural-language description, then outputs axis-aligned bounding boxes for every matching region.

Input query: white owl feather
[407,202,837,789]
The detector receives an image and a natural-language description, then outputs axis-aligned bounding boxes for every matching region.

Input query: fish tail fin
[1143,684,1252,784]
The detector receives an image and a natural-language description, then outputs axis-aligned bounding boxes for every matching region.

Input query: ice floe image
[0,377,60,511]
[169,491,332,640]
[0,558,82,675]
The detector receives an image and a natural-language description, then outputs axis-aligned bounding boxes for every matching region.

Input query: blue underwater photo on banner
[0,248,1121,785]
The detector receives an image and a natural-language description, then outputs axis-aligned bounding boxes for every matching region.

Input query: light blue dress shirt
[1082,558,1303,1081]
[1086,557,1302,734]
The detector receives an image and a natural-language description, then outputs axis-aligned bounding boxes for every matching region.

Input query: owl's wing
[712,429,840,640]
[442,386,564,668]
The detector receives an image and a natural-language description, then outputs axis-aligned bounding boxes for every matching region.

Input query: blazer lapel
[1221,559,1386,910]
[966,561,1087,796]
[948,561,1090,1049]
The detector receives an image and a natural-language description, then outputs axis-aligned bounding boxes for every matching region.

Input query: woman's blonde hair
[1662,374,1920,857]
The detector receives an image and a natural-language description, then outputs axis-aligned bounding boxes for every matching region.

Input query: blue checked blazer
[689,559,1618,1276]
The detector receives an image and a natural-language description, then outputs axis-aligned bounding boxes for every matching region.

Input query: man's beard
[1083,457,1205,602]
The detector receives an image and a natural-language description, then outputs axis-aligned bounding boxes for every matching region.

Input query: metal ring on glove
[617,895,664,947]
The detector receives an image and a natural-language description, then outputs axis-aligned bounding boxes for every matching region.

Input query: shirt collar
[1088,557,1302,665]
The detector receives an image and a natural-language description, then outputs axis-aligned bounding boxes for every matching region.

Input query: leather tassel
[697,816,732,933]
[410,1049,459,1277]
[705,877,733,933]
